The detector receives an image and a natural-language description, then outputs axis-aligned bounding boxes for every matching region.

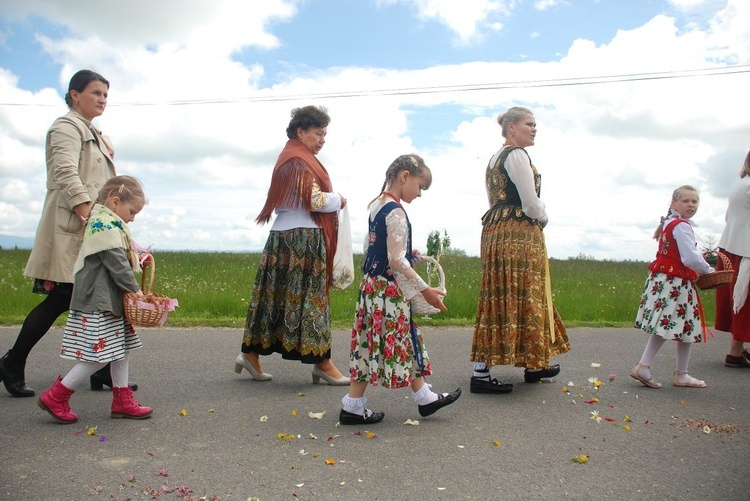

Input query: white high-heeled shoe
[311,366,350,386]
[234,354,272,381]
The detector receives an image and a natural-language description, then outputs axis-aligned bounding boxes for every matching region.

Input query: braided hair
[368,154,431,208]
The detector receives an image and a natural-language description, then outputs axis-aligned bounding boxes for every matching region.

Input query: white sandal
[629,363,661,388]
[672,370,706,388]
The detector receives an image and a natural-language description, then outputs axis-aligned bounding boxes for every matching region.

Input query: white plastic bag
[331,205,355,289]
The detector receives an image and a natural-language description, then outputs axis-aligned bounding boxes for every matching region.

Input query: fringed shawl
[256,139,338,287]
[73,204,141,276]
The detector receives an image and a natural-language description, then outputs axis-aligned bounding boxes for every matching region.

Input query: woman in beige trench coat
[0,69,134,397]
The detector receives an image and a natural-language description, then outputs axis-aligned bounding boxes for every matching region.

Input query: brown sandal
[630,363,662,388]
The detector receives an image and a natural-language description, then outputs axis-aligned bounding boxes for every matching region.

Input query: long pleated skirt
[471,218,570,369]
[242,228,332,363]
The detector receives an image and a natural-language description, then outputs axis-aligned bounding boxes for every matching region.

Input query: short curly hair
[286,105,330,138]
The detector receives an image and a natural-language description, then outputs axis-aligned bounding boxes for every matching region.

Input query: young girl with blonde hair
[632,185,715,389]
[38,175,152,423]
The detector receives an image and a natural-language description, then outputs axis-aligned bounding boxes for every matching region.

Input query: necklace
[381,191,401,204]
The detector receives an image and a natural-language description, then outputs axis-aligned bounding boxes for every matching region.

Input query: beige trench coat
[24,110,117,284]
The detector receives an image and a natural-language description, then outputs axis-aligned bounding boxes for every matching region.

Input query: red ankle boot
[37,377,78,423]
[111,386,152,419]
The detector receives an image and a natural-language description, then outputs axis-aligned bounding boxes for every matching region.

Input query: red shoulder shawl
[256,139,338,287]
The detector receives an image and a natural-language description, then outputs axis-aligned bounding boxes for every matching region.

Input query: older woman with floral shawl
[234,105,350,385]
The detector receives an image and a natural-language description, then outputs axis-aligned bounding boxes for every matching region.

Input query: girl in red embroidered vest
[632,185,714,389]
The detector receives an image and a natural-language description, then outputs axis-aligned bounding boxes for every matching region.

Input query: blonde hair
[741,150,750,178]
[368,154,431,208]
[94,175,147,209]
[497,106,533,138]
[652,185,699,240]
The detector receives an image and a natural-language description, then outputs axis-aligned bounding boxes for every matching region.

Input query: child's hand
[420,287,447,312]
[410,250,424,264]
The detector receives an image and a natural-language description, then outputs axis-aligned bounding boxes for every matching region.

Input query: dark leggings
[10,286,73,363]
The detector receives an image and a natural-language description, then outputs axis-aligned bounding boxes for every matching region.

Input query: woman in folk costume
[470,106,570,395]
[235,105,349,385]
[715,150,750,368]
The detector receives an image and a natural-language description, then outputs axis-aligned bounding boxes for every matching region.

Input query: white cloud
[0,0,748,261]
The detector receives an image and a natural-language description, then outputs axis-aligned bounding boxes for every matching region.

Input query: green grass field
[0,249,717,329]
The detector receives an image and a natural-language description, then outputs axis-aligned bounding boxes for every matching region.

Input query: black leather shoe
[524,364,561,383]
[470,376,513,394]
[90,365,139,391]
[418,388,462,417]
[0,350,35,397]
[339,409,385,425]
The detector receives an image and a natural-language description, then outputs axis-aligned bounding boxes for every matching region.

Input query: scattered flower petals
[299,449,309,456]
[703,426,711,434]
[680,400,686,407]
[584,398,599,405]
[591,411,601,423]
[571,454,589,464]
[291,410,298,416]
[457,445,465,448]
[144,450,155,457]
[567,381,576,387]
[325,459,336,465]
[562,386,569,393]
[493,441,501,447]
[623,425,631,431]
[98,435,107,442]
[624,415,632,422]
[366,432,376,439]
[603,417,616,423]
[297,392,305,396]
[295,483,305,487]
[403,419,420,426]
[208,408,214,413]
[608,373,617,381]
[309,433,318,440]
[437,487,446,491]
[309,411,326,419]
[180,409,187,417]
[590,363,601,368]
[260,415,268,422]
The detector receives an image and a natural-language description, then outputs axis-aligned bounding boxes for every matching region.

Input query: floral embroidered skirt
[242,228,332,363]
[61,310,142,363]
[471,218,569,369]
[350,274,433,389]
[635,271,705,343]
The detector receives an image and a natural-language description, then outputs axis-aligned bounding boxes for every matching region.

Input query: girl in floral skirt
[338,154,461,425]
[632,185,715,389]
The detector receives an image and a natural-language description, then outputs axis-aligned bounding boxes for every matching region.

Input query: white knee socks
[110,353,130,388]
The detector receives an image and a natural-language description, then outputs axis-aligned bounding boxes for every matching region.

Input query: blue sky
[1,0,749,260]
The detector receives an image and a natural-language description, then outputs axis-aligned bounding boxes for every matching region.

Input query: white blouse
[489,147,548,224]
[363,197,428,300]
[271,179,342,231]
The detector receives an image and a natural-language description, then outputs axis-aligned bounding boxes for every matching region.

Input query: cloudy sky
[0,0,748,261]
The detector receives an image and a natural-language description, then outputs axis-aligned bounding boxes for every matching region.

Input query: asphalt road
[1,326,749,500]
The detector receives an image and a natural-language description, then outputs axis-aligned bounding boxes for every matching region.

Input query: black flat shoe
[470,376,513,394]
[0,350,35,398]
[418,388,462,417]
[90,367,139,392]
[524,364,561,383]
[339,409,385,425]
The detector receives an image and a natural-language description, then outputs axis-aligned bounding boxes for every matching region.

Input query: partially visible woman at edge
[716,150,750,368]
[234,105,350,385]
[470,106,571,394]
[0,69,137,397]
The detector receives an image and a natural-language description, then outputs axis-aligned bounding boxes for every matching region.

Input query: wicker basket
[695,251,734,290]
[123,257,173,327]
[410,255,446,316]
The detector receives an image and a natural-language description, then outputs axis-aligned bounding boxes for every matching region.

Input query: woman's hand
[338,193,347,209]
[73,202,92,224]
[420,287,447,312]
